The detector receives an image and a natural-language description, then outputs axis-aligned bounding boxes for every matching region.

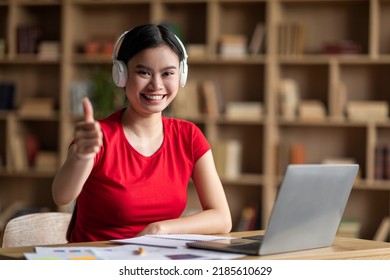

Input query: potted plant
[89,67,120,119]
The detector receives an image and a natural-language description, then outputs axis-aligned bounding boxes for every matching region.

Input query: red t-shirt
[69,110,210,242]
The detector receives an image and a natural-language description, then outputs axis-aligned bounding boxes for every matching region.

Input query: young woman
[52,24,232,242]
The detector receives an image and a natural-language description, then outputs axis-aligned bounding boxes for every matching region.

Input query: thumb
[83,97,95,123]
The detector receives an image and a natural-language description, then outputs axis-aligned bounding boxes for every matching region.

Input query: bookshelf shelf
[17,114,59,121]
[72,55,112,64]
[190,57,267,65]
[278,119,390,128]
[0,0,389,239]
[354,180,390,191]
[0,57,60,64]
[218,118,265,125]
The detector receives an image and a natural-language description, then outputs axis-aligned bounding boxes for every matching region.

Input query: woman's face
[125,45,181,116]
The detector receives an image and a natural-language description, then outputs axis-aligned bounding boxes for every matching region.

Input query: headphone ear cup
[112,60,127,88]
[179,60,188,88]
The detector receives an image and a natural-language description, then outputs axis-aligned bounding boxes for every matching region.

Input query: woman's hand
[135,222,168,236]
[74,97,103,160]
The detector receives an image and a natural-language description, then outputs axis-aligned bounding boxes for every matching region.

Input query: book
[236,206,257,232]
[289,143,305,164]
[219,34,247,57]
[186,44,206,58]
[375,144,390,180]
[25,133,39,167]
[278,22,306,55]
[235,204,261,232]
[18,97,55,117]
[248,22,265,55]
[346,101,389,121]
[212,140,242,180]
[294,23,306,55]
[6,114,28,172]
[37,40,60,60]
[0,82,15,110]
[16,25,43,54]
[200,80,223,118]
[0,38,5,58]
[384,145,390,180]
[34,151,58,172]
[373,217,390,242]
[332,81,347,120]
[275,142,285,176]
[225,101,263,121]
[298,100,326,121]
[323,40,362,55]
[375,145,385,180]
[278,23,287,55]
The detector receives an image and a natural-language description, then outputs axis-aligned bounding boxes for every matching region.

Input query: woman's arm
[52,98,103,206]
[137,150,232,235]
[52,146,94,206]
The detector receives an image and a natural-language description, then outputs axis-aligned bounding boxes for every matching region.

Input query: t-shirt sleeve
[192,124,211,163]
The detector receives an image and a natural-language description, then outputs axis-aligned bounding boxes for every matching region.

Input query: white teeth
[144,95,164,100]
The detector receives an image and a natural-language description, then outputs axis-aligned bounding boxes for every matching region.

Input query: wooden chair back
[1,212,72,248]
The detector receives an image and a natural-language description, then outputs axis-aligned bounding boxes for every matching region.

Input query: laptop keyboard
[223,235,264,253]
[231,241,261,251]
[243,234,264,241]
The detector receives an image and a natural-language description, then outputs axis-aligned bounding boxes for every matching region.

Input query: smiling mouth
[142,94,165,101]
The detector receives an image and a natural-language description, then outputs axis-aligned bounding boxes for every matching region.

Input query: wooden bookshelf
[0,0,389,240]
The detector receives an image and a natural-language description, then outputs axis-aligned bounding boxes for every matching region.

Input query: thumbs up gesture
[83,96,95,123]
[74,97,103,160]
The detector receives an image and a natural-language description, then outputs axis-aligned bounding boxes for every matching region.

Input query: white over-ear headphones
[112,29,188,88]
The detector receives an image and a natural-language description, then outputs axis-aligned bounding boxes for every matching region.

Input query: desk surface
[1,231,390,260]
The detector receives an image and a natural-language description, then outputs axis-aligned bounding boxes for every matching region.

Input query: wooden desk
[1,231,390,260]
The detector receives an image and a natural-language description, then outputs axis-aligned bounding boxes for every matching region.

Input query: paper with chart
[26,242,245,260]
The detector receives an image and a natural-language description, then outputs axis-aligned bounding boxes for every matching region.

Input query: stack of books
[219,34,247,57]
[186,44,207,58]
[18,97,55,118]
[34,151,58,172]
[298,100,327,121]
[323,40,362,55]
[225,102,263,121]
[37,41,60,60]
[346,101,389,121]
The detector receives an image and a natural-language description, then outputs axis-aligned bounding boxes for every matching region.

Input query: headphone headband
[112,28,188,88]
[111,30,129,62]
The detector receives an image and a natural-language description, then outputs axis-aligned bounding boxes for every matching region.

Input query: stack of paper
[24,234,245,260]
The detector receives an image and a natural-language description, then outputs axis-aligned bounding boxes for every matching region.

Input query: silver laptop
[187,164,359,255]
